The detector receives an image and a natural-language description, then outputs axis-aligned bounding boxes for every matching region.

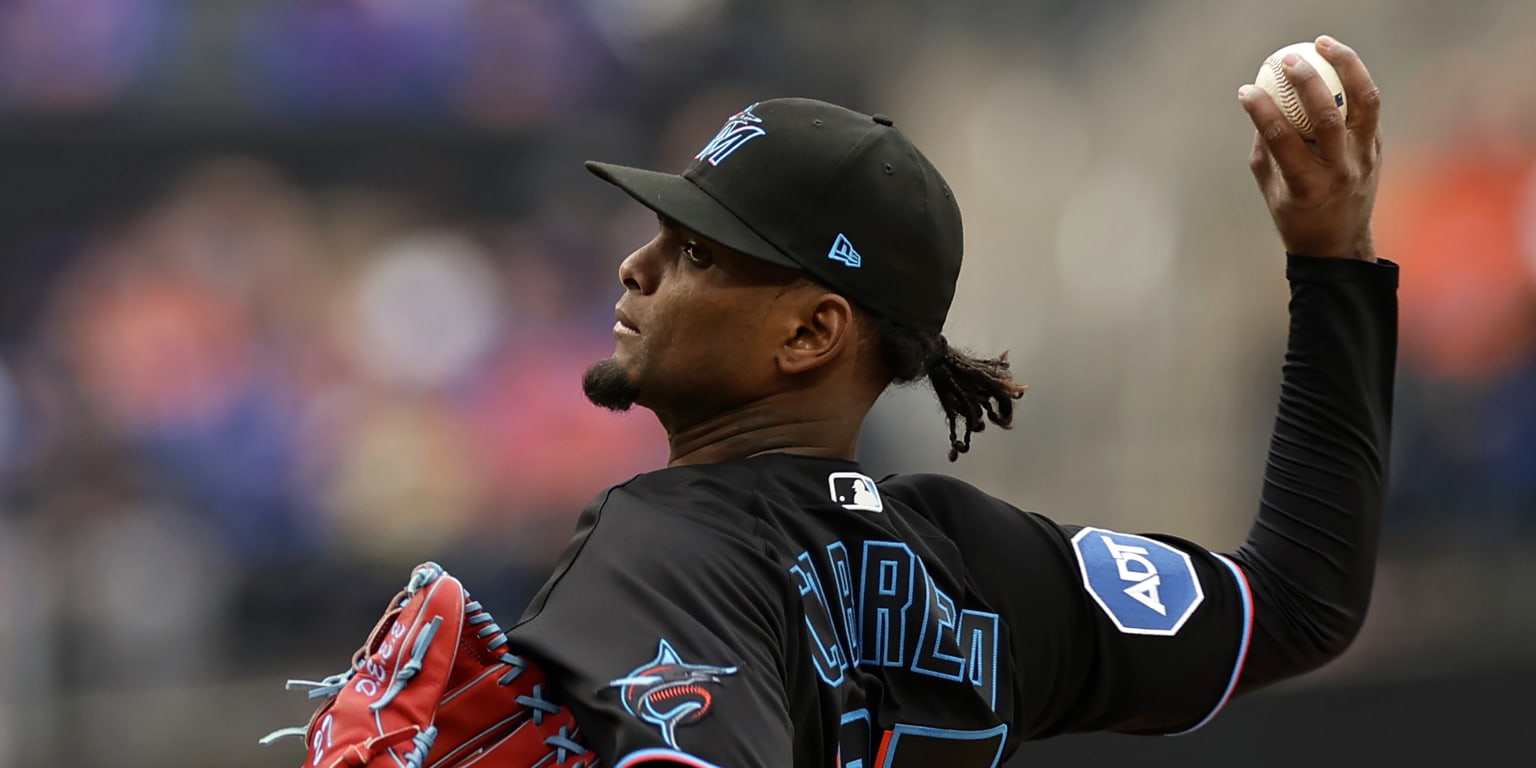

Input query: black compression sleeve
[1230,253,1398,693]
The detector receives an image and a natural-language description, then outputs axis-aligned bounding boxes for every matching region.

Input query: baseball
[1254,41,1347,140]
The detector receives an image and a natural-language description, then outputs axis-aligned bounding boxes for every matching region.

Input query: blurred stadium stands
[0,1,1532,765]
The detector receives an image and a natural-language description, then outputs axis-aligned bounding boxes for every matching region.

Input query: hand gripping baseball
[260,562,598,768]
[1240,35,1382,262]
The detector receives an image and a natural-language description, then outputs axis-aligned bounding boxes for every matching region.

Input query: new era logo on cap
[827,233,862,268]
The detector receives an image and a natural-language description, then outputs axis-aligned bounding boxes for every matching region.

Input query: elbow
[1304,600,1369,670]
[1285,561,1376,672]
[1236,600,1370,694]
[1232,553,1375,689]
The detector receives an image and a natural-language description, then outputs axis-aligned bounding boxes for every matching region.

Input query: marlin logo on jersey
[695,103,766,166]
[606,639,739,749]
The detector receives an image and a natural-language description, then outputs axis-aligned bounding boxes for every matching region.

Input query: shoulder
[878,471,993,501]
[877,472,1075,562]
[553,468,782,587]
[879,472,1035,525]
[603,465,776,548]
[514,469,791,636]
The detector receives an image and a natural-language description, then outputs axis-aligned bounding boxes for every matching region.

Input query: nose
[617,232,663,295]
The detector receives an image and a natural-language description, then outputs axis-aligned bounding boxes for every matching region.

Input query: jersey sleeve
[1226,254,1397,692]
[885,475,1251,737]
[507,486,793,768]
[886,254,1398,739]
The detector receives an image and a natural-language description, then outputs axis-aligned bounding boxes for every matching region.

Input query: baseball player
[267,35,1389,768]
[501,35,1392,767]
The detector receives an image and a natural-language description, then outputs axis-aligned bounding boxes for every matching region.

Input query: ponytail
[877,324,1028,461]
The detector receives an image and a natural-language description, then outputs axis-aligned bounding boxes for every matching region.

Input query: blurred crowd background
[0,1,1532,766]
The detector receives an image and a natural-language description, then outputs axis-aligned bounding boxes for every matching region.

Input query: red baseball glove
[261,562,598,768]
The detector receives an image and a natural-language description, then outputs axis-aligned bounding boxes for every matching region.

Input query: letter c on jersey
[1071,527,1203,636]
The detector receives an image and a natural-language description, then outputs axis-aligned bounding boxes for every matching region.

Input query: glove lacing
[260,563,592,766]
[466,596,592,763]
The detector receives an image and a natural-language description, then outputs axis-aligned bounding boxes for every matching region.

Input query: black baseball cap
[586,98,963,334]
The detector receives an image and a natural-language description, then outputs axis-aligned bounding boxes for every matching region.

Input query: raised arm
[1228,35,1395,691]
[870,37,1395,743]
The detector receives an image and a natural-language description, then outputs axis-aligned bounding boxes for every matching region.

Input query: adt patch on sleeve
[1071,527,1204,636]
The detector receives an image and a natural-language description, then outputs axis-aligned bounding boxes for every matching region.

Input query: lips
[614,307,640,335]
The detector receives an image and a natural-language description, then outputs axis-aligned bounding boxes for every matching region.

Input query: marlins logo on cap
[695,103,766,166]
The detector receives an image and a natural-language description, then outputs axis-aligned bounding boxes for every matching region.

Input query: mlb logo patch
[828,472,882,513]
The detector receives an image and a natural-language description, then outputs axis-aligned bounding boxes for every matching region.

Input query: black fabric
[583,161,801,270]
[1230,254,1398,692]
[508,254,1398,767]
[586,98,964,334]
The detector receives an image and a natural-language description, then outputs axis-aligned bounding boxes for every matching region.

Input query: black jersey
[508,255,1398,768]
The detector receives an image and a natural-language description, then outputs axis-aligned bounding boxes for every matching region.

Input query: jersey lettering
[860,542,916,667]
[791,551,848,686]
[838,709,872,768]
[827,542,861,664]
[958,609,999,710]
[791,540,1001,713]
[874,723,1009,768]
[840,719,1008,768]
[911,568,965,681]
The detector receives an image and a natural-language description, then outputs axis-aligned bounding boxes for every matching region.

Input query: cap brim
[585,161,801,270]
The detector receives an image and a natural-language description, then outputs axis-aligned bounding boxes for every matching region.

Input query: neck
[660,393,866,467]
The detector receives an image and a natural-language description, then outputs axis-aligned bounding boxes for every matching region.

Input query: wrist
[1352,238,1378,263]
[1284,237,1376,262]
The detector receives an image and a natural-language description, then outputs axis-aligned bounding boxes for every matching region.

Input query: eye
[682,240,714,268]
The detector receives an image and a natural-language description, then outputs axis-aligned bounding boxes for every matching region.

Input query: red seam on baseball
[1268,58,1311,136]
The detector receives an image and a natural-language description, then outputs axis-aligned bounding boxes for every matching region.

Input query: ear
[776,292,855,376]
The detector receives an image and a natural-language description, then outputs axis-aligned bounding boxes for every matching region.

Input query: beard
[582,357,641,412]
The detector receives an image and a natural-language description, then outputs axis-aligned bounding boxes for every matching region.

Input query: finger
[1239,84,1314,188]
[1248,130,1275,186]
[1285,50,1348,162]
[1315,35,1381,140]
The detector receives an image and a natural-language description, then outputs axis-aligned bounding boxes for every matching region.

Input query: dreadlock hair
[875,320,1028,462]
